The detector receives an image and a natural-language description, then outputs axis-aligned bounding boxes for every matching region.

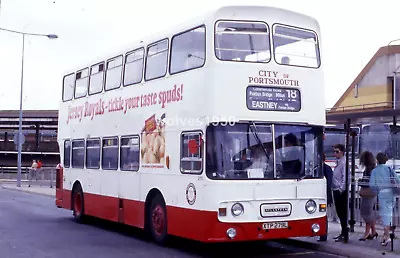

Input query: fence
[327,179,400,231]
[0,167,55,188]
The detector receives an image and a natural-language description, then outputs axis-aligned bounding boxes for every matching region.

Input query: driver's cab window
[274,128,305,178]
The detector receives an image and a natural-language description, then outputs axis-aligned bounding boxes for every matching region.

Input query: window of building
[89,62,104,95]
[145,39,169,81]
[72,139,85,168]
[120,135,140,171]
[86,138,100,169]
[181,132,203,173]
[124,48,144,86]
[170,26,206,74]
[102,137,118,170]
[75,68,89,98]
[105,55,123,90]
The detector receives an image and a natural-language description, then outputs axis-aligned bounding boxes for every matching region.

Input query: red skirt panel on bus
[167,206,326,242]
[59,190,326,242]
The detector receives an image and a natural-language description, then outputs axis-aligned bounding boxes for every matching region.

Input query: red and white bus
[56,5,327,244]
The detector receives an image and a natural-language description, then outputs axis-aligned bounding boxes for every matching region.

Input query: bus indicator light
[219,207,227,216]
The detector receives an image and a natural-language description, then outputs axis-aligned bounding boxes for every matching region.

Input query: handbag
[388,167,400,196]
[359,186,376,198]
[358,174,376,198]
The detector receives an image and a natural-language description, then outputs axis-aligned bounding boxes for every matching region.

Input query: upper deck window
[105,55,123,90]
[124,48,144,86]
[170,25,206,74]
[63,74,75,101]
[215,21,270,63]
[75,68,89,98]
[89,62,104,95]
[273,24,320,68]
[145,39,169,81]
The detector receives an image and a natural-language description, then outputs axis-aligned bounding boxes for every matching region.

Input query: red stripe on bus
[58,190,326,242]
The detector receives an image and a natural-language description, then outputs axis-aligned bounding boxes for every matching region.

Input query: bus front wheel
[72,184,85,223]
[149,195,168,245]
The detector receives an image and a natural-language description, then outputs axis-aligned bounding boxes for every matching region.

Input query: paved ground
[290,220,400,258]
[2,183,55,196]
[0,187,344,258]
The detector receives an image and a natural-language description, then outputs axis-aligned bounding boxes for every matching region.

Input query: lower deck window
[181,132,203,173]
[72,140,85,168]
[102,137,118,170]
[64,140,71,168]
[86,138,100,169]
[120,136,140,171]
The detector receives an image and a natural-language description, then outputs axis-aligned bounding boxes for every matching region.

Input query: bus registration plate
[262,222,288,230]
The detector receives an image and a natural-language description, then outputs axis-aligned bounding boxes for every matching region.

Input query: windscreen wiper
[250,121,269,159]
[297,174,313,181]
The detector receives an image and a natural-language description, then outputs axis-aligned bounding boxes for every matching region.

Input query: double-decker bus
[55,5,327,244]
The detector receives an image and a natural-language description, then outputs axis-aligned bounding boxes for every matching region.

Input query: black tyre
[148,195,168,244]
[72,184,85,223]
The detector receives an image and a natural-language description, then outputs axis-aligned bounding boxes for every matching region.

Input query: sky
[0,0,400,111]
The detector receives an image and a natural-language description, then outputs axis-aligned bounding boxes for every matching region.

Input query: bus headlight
[231,203,244,216]
[305,200,317,214]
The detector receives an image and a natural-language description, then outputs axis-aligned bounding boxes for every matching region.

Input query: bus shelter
[326,105,400,249]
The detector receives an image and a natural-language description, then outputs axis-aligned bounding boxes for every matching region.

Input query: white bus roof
[61,5,319,77]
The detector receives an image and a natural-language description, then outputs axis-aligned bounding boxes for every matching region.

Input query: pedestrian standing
[358,151,378,241]
[331,144,348,242]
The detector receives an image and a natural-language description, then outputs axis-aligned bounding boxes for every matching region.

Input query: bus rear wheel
[72,184,85,223]
[149,195,168,245]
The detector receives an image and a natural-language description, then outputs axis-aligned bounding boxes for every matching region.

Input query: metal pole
[390,116,397,251]
[349,130,356,232]
[17,33,25,188]
[394,72,397,110]
[344,119,350,243]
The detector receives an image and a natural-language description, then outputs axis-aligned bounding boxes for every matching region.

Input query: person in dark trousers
[318,153,333,242]
[331,144,348,242]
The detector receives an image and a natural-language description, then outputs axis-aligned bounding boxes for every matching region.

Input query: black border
[245,85,301,112]
[85,137,101,169]
[144,38,169,82]
[204,122,324,181]
[169,25,206,75]
[122,47,145,87]
[259,202,292,218]
[120,134,140,172]
[213,19,272,64]
[62,73,75,102]
[104,55,124,92]
[71,138,85,169]
[272,23,321,69]
[101,136,119,171]
[88,61,105,96]
[180,130,204,175]
[74,68,89,99]
[63,139,71,168]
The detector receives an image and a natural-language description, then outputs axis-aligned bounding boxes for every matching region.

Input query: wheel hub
[152,205,165,235]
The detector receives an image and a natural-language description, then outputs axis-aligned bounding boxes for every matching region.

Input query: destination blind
[246,86,301,112]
